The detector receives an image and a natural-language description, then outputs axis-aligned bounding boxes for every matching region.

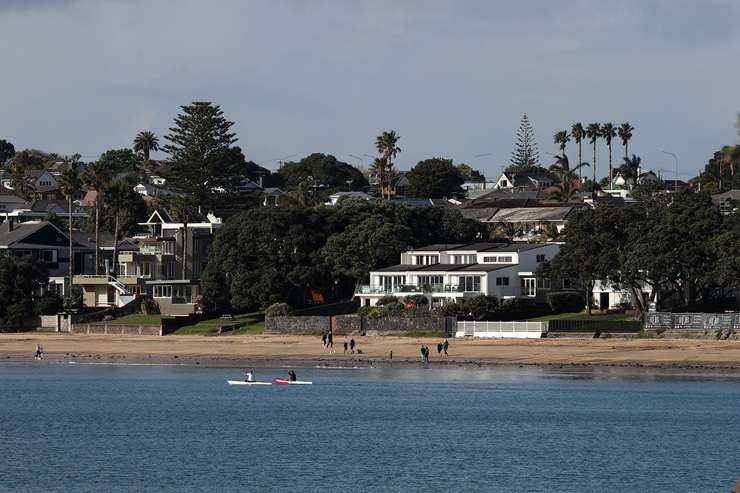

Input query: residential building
[0,185,30,212]
[493,170,558,191]
[325,191,374,205]
[73,209,222,315]
[0,220,94,296]
[355,242,561,307]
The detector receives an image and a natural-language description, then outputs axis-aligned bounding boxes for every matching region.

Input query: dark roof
[30,200,72,213]
[0,221,49,246]
[374,262,513,273]
[490,206,575,222]
[389,197,434,207]
[374,264,425,273]
[411,244,465,251]
[459,208,498,221]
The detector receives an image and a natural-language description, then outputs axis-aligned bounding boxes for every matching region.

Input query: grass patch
[107,314,168,325]
[528,311,636,322]
[170,312,264,336]
[400,330,447,338]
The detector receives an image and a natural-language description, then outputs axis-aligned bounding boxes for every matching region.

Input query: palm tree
[104,181,130,277]
[133,131,159,161]
[548,154,589,203]
[375,130,401,199]
[169,195,198,280]
[601,123,617,189]
[553,130,570,154]
[618,122,634,159]
[618,154,641,190]
[570,123,585,181]
[9,160,36,200]
[59,155,81,294]
[81,161,110,274]
[586,123,601,184]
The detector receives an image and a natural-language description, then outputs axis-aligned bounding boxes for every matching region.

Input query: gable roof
[0,220,83,248]
[490,206,575,222]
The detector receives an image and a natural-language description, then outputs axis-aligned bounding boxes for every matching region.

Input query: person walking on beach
[34,344,43,360]
[343,341,348,354]
[420,345,426,363]
[425,345,430,363]
[437,343,443,355]
[349,338,356,354]
[443,338,449,357]
[327,330,334,354]
[321,332,327,348]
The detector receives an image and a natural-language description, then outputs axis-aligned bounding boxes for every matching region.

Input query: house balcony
[73,274,141,286]
[357,284,479,296]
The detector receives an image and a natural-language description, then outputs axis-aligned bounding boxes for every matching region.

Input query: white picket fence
[455,320,547,339]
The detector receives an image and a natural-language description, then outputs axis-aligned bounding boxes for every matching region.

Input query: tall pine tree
[163,102,240,207]
[510,113,540,169]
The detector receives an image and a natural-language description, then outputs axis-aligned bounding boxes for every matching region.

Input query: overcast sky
[1,0,738,179]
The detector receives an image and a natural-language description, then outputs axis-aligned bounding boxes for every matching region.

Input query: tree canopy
[0,256,49,329]
[278,153,367,189]
[0,139,15,164]
[97,148,142,177]
[163,101,240,206]
[406,158,464,198]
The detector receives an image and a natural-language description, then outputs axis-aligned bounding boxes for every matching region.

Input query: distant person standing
[34,344,43,360]
[420,345,426,363]
[350,338,356,354]
[321,332,327,348]
[327,330,334,354]
[437,343,443,355]
[424,346,430,363]
[443,338,449,357]
[343,341,348,354]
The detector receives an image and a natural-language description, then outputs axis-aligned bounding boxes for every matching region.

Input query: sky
[1,0,739,180]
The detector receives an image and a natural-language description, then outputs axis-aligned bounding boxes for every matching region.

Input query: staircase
[106,275,136,307]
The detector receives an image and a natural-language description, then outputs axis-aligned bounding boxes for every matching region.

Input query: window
[172,285,193,304]
[536,254,546,263]
[483,256,495,263]
[381,275,406,292]
[520,278,536,297]
[498,256,513,263]
[153,285,172,298]
[414,255,439,265]
[495,277,509,286]
[537,278,551,289]
[418,275,443,290]
[137,263,151,278]
[562,278,572,289]
[118,263,127,276]
[40,250,55,262]
[501,179,508,187]
[451,254,476,264]
[458,276,481,292]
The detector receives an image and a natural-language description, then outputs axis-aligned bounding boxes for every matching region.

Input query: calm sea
[1,363,738,492]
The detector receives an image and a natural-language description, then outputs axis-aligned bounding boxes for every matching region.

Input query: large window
[536,254,546,263]
[484,255,513,263]
[381,275,406,292]
[415,255,439,265]
[172,285,193,304]
[495,277,509,286]
[521,278,536,297]
[450,254,476,264]
[153,285,172,298]
[418,275,443,290]
[458,276,481,292]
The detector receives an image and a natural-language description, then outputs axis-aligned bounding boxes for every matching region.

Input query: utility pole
[660,150,678,192]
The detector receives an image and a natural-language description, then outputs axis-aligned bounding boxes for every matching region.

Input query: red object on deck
[273,379,290,385]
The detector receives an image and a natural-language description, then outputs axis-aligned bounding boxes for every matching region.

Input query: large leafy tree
[7,149,58,171]
[510,113,540,168]
[133,131,159,160]
[163,101,239,207]
[570,123,586,181]
[0,256,49,329]
[406,157,464,198]
[97,149,142,177]
[374,130,402,199]
[601,122,617,189]
[0,139,15,165]
[278,153,367,189]
[585,123,601,183]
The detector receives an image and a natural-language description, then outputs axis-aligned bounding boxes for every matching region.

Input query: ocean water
[0,363,738,493]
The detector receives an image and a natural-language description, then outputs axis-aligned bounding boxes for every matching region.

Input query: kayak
[227,380,272,385]
[273,379,313,385]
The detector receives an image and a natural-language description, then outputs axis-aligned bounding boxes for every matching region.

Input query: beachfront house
[73,209,222,315]
[355,242,561,308]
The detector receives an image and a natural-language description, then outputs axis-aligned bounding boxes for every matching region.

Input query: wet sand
[2,333,740,372]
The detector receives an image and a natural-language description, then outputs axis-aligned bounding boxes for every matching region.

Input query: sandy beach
[2,333,740,372]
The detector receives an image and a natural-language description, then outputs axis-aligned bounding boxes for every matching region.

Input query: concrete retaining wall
[72,323,162,336]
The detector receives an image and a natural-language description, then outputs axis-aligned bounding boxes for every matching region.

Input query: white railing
[357,284,470,295]
[456,320,547,339]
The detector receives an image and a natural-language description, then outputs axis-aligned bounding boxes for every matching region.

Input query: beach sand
[2,333,740,372]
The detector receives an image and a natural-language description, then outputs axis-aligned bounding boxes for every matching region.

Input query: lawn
[170,312,265,336]
[107,314,169,325]
[528,311,637,322]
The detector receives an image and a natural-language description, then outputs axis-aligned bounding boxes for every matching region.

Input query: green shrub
[403,294,428,306]
[464,295,499,320]
[36,294,63,315]
[377,295,398,306]
[266,302,292,317]
[383,301,405,316]
[439,301,465,318]
[142,297,160,315]
[367,306,385,319]
[63,287,83,311]
[546,291,583,314]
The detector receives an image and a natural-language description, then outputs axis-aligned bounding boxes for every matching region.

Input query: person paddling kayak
[288,370,297,382]
[244,369,255,383]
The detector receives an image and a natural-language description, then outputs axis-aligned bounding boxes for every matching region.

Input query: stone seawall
[72,324,162,336]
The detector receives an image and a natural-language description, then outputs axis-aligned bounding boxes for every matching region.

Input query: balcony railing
[357,284,475,295]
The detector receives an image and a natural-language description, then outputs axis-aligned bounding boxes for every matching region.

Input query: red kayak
[273,379,312,385]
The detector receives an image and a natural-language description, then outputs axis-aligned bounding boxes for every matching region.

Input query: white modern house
[355,242,561,307]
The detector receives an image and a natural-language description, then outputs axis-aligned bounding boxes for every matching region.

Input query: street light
[660,150,678,192]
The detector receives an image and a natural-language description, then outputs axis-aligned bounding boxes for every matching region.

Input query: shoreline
[2,333,740,375]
